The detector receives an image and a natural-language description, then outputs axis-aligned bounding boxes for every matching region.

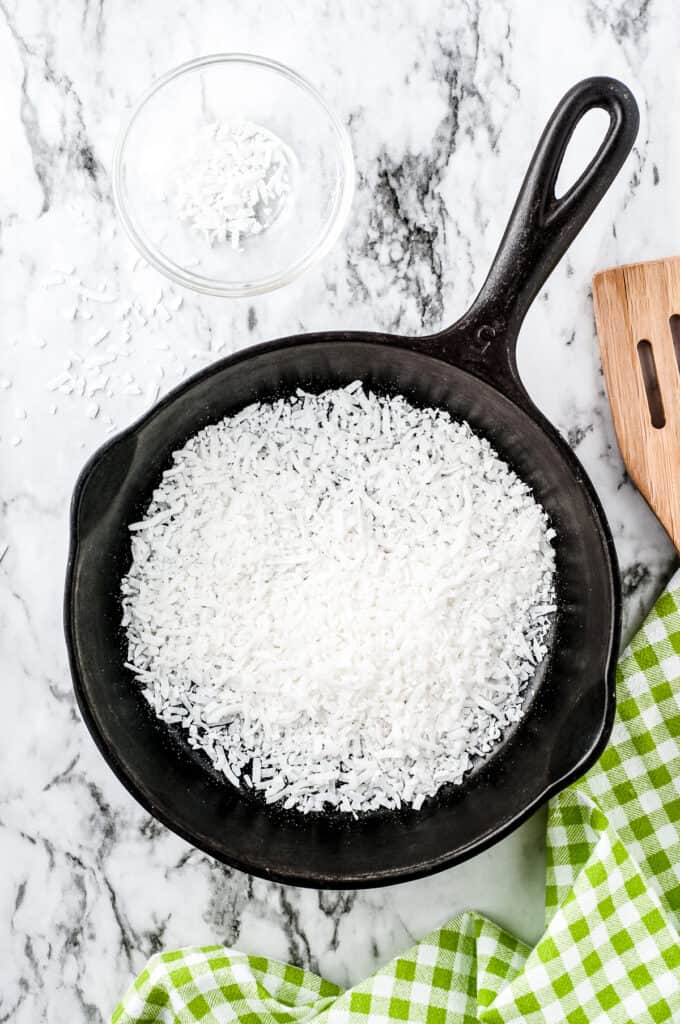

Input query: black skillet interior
[65,77,638,888]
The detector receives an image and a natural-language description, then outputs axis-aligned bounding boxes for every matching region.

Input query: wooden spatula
[592,257,680,551]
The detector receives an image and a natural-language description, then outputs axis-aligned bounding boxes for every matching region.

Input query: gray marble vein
[1,0,679,1019]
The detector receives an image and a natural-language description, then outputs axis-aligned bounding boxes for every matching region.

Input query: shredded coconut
[32,259,202,439]
[169,120,294,249]
[121,385,556,814]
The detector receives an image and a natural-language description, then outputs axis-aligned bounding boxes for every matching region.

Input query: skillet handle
[428,77,639,400]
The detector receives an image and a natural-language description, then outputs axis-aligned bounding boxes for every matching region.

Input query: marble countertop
[2,0,679,1019]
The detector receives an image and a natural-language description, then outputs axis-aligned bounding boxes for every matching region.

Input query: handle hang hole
[669,314,680,377]
[554,108,611,199]
[637,339,666,429]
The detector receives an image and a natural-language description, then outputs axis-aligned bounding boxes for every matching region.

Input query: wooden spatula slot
[669,314,680,376]
[637,339,666,429]
[593,257,680,552]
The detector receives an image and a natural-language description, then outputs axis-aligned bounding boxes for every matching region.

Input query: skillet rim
[63,330,621,888]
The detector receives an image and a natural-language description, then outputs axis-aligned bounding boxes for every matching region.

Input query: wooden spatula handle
[593,258,680,551]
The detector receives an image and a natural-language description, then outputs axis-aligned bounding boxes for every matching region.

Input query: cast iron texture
[65,77,638,888]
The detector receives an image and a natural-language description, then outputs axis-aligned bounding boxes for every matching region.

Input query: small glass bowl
[113,54,354,297]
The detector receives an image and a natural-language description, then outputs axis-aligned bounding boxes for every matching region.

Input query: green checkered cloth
[113,570,680,1024]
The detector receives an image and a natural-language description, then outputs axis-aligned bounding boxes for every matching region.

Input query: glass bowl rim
[112,52,355,298]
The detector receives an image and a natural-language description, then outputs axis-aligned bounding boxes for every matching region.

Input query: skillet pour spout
[65,77,638,888]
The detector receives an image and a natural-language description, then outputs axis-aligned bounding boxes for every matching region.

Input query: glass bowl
[113,54,354,297]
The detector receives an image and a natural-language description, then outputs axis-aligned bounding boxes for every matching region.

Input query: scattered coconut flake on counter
[77,286,118,304]
[41,273,67,288]
[170,120,294,249]
[33,257,219,432]
[90,328,110,347]
[122,384,556,815]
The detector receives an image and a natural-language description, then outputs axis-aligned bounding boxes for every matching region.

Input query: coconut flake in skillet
[121,382,556,813]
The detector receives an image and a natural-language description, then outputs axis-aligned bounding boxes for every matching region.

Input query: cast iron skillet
[65,77,638,888]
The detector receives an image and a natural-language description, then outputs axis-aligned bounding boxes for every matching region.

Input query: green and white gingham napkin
[113,570,680,1024]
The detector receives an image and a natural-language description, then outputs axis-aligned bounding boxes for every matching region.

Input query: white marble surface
[2,0,679,1019]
